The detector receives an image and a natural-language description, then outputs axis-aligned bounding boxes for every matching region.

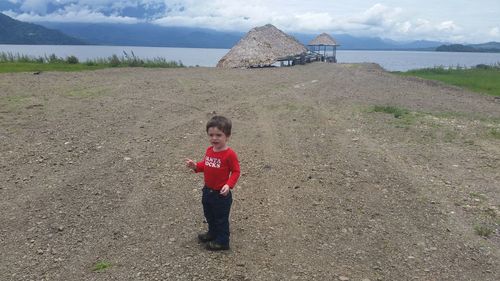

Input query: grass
[397,64,500,97]
[0,95,33,110]
[65,87,108,98]
[371,105,410,118]
[93,260,111,272]
[474,224,495,238]
[369,105,500,142]
[0,51,184,73]
[490,128,500,139]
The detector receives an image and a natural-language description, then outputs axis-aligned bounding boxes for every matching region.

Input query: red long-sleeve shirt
[195,146,240,190]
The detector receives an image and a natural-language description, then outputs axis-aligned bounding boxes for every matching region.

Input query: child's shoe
[206,241,229,251]
[197,232,215,243]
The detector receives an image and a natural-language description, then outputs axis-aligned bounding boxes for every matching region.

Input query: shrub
[47,54,63,63]
[66,55,79,64]
[109,54,121,67]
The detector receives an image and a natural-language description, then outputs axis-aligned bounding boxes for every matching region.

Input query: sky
[1,0,499,43]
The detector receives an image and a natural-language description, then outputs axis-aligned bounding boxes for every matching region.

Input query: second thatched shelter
[217,24,307,68]
[308,33,340,63]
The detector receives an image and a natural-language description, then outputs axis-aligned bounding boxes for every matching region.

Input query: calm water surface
[1,44,500,71]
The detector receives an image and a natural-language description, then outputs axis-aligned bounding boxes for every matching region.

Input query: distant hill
[292,33,443,50]
[436,42,500,53]
[39,22,242,49]
[40,22,446,50]
[0,13,85,45]
[18,20,498,52]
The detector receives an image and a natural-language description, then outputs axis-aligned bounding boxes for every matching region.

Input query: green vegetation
[369,105,500,142]
[93,260,111,272]
[371,105,410,118]
[474,224,494,238]
[490,128,500,139]
[0,51,184,73]
[397,64,500,97]
[436,43,500,53]
[0,12,84,45]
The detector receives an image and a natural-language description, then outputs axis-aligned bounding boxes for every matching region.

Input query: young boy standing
[185,116,240,251]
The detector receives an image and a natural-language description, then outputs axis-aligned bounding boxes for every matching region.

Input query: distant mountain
[436,42,500,53]
[39,22,243,49]
[292,33,444,50]
[0,13,85,45]
[469,42,500,50]
[29,21,499,51]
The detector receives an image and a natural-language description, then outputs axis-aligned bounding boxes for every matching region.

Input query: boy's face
[207,127,228,151]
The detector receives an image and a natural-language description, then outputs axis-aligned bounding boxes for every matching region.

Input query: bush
[109,54,121,67]
[47,54,63,63]
[66,55,79,64]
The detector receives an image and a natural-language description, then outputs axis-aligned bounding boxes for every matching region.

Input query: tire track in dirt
[2,64,499,281]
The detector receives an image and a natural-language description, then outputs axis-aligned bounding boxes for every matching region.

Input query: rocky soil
[1,63,499,281]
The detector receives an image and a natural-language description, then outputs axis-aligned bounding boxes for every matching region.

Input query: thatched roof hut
[217,24,307,68]
[308,33,339,46]
[308,33,340,63]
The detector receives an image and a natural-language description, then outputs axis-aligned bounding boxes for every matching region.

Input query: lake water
[1,44,500,71]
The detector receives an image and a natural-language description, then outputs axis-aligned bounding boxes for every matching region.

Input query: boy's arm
[185,158,204,173]
[226,151,241,188]
[195,160,205,173]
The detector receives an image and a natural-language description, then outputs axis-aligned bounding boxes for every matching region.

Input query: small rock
[339,276,349,281]
[37,249,44,255]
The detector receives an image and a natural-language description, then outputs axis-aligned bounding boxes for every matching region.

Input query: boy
[185,115,240,251]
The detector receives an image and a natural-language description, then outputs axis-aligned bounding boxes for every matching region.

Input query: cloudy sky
[2,0,499,43]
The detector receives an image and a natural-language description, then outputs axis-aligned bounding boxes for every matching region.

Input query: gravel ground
[1,63,499,281]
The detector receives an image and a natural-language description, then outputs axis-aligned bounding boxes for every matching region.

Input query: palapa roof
[308,33,339,46]
[217,24,307,68]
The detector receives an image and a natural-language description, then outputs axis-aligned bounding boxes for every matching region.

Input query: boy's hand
[220,185,230,196]
[185,158,196,171]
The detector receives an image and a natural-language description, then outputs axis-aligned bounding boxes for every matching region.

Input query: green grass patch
[368,105,500,142]
[397,65,500,97]
[372,105,410,118]
[93,260,111,272]
[65,87,108,98]
[0,95,33,110]
[0,62,108,73]
[474,224,494,237]
[489,128,500,139]
[0,51,184,73]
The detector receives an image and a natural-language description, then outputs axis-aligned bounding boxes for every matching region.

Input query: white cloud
[489,27,499,37]
[20,0,50,14]
[10,6,142,24]
[355,3,402,27]
[2,1,499,42]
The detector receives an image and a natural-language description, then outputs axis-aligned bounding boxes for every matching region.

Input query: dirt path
[1,63,499,280]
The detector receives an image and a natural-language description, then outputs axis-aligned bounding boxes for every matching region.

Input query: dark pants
[202,186,232,246]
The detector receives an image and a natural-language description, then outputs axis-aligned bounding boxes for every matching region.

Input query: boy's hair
[206,115,232,136]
